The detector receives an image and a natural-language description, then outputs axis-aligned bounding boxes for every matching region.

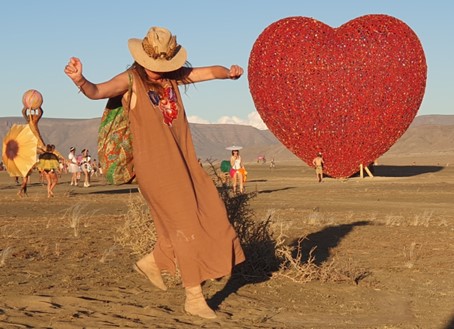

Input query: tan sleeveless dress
[128,69,245,287]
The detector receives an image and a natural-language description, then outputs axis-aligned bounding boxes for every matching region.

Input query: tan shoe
[184,285,216,319]
[134,253,167,291]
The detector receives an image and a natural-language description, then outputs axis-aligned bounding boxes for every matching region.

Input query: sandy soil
[0,157,453,329]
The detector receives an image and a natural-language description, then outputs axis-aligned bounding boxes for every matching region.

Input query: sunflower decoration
[2,124,38,177]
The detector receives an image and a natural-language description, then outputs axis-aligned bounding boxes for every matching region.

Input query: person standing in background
[230,149,245,193]
[312,152,325,183]
[79,149,92,187]
[68,147,80,186]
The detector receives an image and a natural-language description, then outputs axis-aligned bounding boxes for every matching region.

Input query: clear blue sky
[1,1,453,127]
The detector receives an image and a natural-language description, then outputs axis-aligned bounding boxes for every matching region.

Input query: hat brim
[226,146,243,150]
[128,38,187,73]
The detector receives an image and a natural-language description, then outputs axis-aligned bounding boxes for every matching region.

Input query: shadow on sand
[90,187,139,195]
[258,186,296,194]
[247,179,268,183]
[443,313,454,329]
[208,220,370,310]
[363,165,444,178]
[290,220,370,265]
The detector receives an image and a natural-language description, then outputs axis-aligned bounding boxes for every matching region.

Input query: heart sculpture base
[248,15,427,178]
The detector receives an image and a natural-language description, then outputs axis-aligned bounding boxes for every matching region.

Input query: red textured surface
[248,15,427,178]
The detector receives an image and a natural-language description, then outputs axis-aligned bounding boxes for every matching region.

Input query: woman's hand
[64,57,85,85]
[187,65,243,83]
[228,65,243,80]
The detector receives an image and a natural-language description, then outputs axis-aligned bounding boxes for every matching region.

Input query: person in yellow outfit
[37,144,60,198]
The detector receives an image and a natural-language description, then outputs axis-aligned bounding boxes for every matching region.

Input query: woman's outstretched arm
[64,57,129,100]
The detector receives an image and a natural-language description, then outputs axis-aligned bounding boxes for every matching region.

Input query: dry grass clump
[382,210,448,227]
[403,241,422,269]
[59,203,99,237]
[0,246,13,267]
[0,225,20,239]
[114,193,157,256]
[100,245,117,264]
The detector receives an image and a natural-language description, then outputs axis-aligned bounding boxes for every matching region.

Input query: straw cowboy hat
[128,27,187,72]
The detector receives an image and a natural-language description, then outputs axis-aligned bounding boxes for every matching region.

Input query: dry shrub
[204,160,281,281]
[275,237,370,284]
[229,194,282,282]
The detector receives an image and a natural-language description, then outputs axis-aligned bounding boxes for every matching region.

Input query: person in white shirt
[68,147,80,186]
[79,149,92,187]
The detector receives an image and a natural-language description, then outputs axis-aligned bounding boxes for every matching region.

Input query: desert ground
[0,155,453,329]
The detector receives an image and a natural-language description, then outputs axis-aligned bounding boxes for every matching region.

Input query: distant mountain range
[1,114,453,164]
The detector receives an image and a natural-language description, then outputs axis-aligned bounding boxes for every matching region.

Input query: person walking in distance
[37,144,61,198]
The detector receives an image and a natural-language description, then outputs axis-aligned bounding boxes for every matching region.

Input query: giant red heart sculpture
[248,15,427,178]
